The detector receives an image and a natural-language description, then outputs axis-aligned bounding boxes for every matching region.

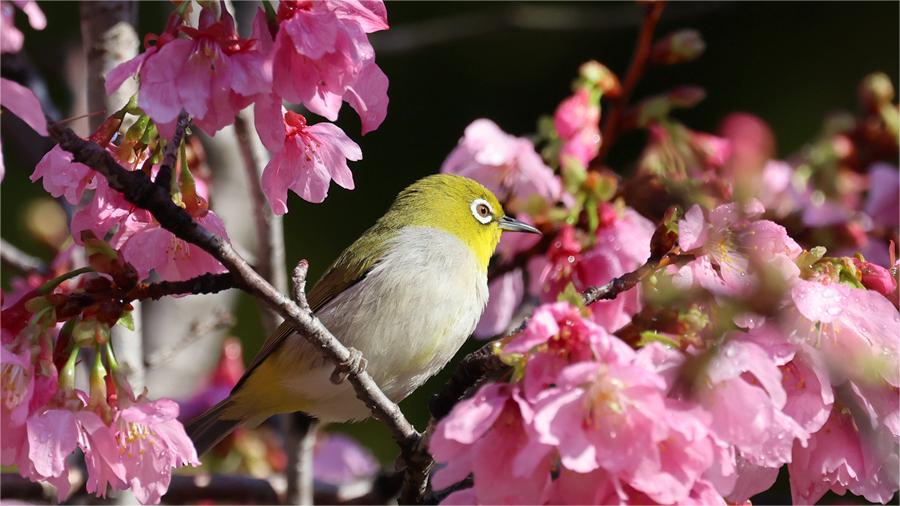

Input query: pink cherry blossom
[430,383,553,504]
[120,211,229,282]
[865,162,899,229]
[312,432,378,486]
[719,112,775,175]
[474,270,524,337]
[678,202,802,296]
[788,279,900,387]
[271,0,388,134]
[1,346,34,428]
[25,407,125,501]
[697,337,808,471]
[554,88,601,168]
[1,0,45,54]
[113,398,199,504]
[32,145,96,204]
[0,77,48,135]
[256,98,361,211]
[789,407,899,504]
[532,360,667,475]
[70,177,143,248]
[108,8,270,135]
[538,207,653,331]
[442,118,562,202]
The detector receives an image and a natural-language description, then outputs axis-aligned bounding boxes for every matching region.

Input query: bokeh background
[2,2,898,504]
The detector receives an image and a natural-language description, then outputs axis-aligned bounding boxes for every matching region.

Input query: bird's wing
[232,225,395,393]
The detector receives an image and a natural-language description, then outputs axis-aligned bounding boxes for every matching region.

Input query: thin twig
[143,309,235,369]
[48,121,421,453]
[0,238,47,274]
[155,110,191,192]
[595,1,666,164]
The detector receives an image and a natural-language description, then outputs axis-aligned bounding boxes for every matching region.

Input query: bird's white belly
[272,226,488,422]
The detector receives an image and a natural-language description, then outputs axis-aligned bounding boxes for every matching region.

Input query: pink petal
[139,39,193,124]
[679,205,708,251]
[0,77,47,135]
[474,270,524,338]
[344,59,389,134]
[27,409,78,478]
[105,51,150,96]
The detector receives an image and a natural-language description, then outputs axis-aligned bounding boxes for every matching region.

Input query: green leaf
[637,331,679,349]
[117,311,135,331]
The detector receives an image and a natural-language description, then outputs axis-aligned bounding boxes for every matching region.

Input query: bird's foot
[331,347,368,384]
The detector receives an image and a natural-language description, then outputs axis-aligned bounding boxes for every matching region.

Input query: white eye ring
[470,198,494,224]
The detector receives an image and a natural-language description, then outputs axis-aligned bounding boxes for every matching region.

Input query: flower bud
[858,72,894,111]
[72,319,111,347]
[853,258,898,299]
[667,86,706,108]
[578,60,622,97]
[651,29,705,65]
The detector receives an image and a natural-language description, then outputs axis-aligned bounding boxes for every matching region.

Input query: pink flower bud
[853,258,898,299]
[651,29,706,65]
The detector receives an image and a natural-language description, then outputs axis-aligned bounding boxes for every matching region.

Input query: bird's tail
[186,397,242,456]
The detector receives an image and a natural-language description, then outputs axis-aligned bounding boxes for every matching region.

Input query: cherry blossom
[554,88,601,168]
[678,201,802,296]
[256,97,362,211]
[442,118,562,203]
[108,8,270,135]
[430,383,554,504]
[0,0,45,54]
[271,0,389,134]
[113,398,199,504]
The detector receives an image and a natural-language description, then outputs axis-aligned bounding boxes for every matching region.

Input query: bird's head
[384,174,540,270]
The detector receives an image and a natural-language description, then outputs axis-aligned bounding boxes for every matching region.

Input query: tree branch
[595,1,666,164]
[125,273,238,301]
[47,121,421,453]
[233,112,287,333]
[0,238,47,274]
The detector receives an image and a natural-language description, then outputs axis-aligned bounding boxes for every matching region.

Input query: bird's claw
[331,347,367,384]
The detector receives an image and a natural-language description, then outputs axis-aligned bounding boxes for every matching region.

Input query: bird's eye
[470,198,494,224]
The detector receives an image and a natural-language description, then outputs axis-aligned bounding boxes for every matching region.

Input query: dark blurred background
[2,2,898,504]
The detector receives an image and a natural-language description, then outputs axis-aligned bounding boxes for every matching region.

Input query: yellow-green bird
[187,174,540,454]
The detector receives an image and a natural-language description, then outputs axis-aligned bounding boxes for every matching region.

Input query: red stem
[595,1,666,165]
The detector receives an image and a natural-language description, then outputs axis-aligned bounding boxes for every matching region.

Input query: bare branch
[144,309,235,369]
[47,121,421,452]
[126,273,238,301]
[0,238,47,274]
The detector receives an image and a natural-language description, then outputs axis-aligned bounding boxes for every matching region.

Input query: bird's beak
[499,215,541,235]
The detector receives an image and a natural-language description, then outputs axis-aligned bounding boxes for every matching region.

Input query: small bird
[187,174,540,454]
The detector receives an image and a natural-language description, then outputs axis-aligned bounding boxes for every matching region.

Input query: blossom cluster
[432,202,899,504]
[2,243,199,504]
[1,1,393,503]
[434,36,899,504]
